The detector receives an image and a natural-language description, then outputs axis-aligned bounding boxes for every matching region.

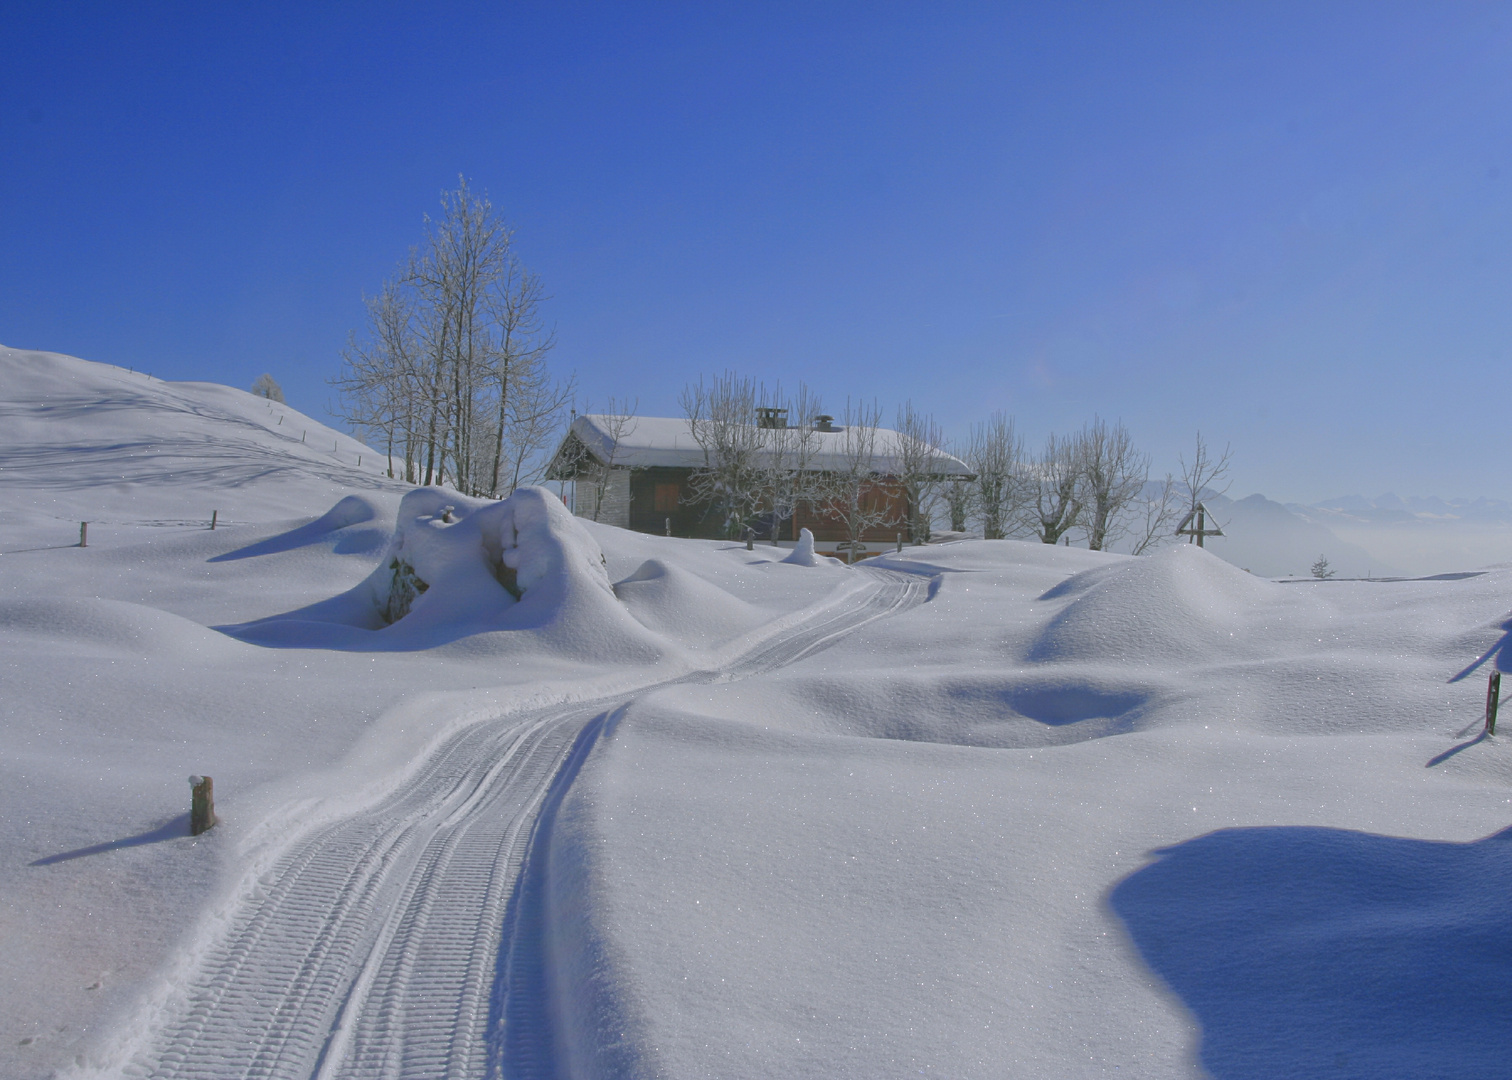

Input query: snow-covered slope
[0,344,406,525]
[7,347,1512,1080]
[0,349,862,1080]
[543,540,1512,1079]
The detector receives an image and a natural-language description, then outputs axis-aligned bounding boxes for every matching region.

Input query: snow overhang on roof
[547,415,971,478]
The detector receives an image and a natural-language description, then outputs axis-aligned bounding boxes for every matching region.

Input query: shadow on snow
[1110,823,1512,1079]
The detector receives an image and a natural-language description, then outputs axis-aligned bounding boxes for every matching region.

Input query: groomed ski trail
[117,566,928,1080]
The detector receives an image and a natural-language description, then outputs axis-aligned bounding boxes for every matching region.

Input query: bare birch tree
[332,179,568,495]
[333,280,419,480]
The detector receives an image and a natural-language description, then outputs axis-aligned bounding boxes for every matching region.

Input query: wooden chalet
[546,412,971,559]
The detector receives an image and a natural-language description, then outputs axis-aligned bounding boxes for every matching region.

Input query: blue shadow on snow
[31,813,194,865]
[208,495,384,561]
[1110,823,1512,1079]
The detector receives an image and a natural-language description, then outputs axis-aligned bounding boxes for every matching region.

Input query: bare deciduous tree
[1175,431,1233,542]
[1180,431,1232,513]
[251,373,285,403]
[1129,472,1179,555]
[681,372,769,537]
[941,472,974,533]
[576,398,638,522]
[968,412,1023,540]
[814,399,901,563]
[761,383,824,544]
[332,178,569,496]
[1075,417,1149,552]
[333,281,418,479]
[895,401,945,544]
[1019,432,1082,544]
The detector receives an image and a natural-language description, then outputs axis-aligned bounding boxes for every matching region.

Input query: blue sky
[4,2,1511,502]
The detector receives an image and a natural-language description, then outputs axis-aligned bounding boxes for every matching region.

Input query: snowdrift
[223,486,668,660]
[1029,543,1284,664]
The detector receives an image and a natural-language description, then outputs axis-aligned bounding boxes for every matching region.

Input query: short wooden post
[358,455,362,467]
[665,517,671,537]
[744,527,754,550]
[896,532,903,553]
[189,775,217,835]
[210,510,218,531]
[79,522,88,547]
[1487,671,1502,735]
[301,430,306,443]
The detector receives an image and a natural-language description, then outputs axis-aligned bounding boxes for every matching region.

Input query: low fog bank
[1188,493,1512,579]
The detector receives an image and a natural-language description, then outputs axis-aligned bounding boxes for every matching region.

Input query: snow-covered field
[3,346,1511,1079]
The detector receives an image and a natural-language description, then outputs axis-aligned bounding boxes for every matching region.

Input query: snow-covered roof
[549,414,971,478]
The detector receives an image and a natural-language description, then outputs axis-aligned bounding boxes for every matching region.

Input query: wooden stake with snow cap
[189,775,217,835]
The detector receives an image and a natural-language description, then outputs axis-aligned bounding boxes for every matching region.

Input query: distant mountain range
[1188,492,1512,579]
[1290,494,1512,527]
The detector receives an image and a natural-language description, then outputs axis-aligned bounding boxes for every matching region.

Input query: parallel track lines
[126,569,927,1080]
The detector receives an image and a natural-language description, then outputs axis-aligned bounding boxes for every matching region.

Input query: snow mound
[222,487,666,659]
[781,527,823,566]
[613,559,770,647]
[1029,543,1283,664]
[0,597,246,660]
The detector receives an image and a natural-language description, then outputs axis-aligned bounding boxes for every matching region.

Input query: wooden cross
[1175,501,1225,548]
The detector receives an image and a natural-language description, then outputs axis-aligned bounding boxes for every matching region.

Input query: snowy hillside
[0,345,406,525]
[4,348,1512,1079]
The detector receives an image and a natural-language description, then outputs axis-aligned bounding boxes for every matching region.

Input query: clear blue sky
[4,1,1510,502]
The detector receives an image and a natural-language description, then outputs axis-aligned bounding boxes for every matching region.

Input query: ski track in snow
[120,567,927,1080]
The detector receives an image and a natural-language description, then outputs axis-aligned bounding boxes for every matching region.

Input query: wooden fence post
[189,775,217,835]
[79,522,88,547]
[210,510,218,531]
[1488,671,1502,736]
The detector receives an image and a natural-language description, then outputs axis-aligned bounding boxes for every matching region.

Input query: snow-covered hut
[546,412,970,555]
